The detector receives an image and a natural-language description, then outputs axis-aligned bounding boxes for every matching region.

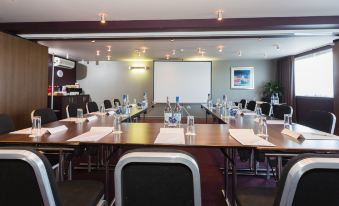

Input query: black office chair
[113,99,121,107]
[66,103,78,118]
[86,101,99,113]
[246,100,256,111]
[235,99,247,109]
[104,99,113,109]
[303,110,336,134]
[115,149,201,206]
[272,104,293,120]
[0,147,105,206]
[261,102,271,116]
[236,153,339,206]
[0,114,15,134]
[32,108,58,124]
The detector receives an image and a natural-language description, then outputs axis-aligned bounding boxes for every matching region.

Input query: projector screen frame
[152,60,212,104]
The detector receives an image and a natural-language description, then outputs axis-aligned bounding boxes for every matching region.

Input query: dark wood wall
[0,32,48,129]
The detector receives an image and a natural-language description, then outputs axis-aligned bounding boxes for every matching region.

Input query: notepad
[229,129,275,147]
[300,132,339,140]
[60,118,86,123]
[67,127,113,142]
[87,116,98,122]
[106,111,115,116]
[243,112,257,116]
[254,118,284,125]
[281,128,301,139]
[10,125,68,136]
[154,128,185,144]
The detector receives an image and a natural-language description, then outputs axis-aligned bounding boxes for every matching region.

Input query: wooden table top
[1,105,339,152]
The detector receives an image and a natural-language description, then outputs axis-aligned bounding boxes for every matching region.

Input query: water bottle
[207,93,213,108]
[257,116,268,138]
[222,94,227,107]
[143,91,148,108]
[173,96,182,127]
[164,96,172,127]
[270,94,274,105]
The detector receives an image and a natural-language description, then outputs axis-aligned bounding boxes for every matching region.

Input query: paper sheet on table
[243,113,256,116]
[229,129,275,146]
[67,127,113,142]
[154,128,185,144]
[10,128,48,135]
[107,111,115,116]
[254,118,284,125]
[300,132,339,140]
[87,116,98,122]
[60,118,87,122]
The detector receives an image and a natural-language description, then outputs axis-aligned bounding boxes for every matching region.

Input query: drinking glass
[77,108,83,119]
[257,116,268,138]
[31,116,42,137]
[284,114,292,129]
[255,107,262,118]
[186,115,195,135]
[133,98,137,105]
[100,104,106,114]
[113,115,122,133]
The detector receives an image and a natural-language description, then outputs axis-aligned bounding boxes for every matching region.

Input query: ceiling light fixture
[170,39,175,42]
[217,45,224,52]
[198,48,202,54]
[96,50,100,56]
[165,54,170,60]
[172,49,176,55]
[99,13,107,24]
[217,10,223,21]
[107,45,111,52]
[91,40,96,43]
[141,47,147,53]
[107,55,111,61]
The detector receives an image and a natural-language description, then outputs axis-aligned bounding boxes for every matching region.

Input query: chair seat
[235,187,276,206]
[58,180,104,206]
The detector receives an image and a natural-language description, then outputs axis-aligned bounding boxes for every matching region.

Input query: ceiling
[1,0,339,22]
[39,36,337,61]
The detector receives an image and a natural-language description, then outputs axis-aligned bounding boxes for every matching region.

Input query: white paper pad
[154,128,185,144]
[243,113,257,116]
[107,111,115,116]
[281,128,301,139]
[300,132,339,140]
[67,127,113,142]
[10,128,49,135]
[87,116,98,122]
[47,125,68,134]
[60,118,86,122]
[229,129,275,147]
[254,118,284,125]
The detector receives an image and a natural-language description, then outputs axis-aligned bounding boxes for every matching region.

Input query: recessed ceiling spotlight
[165,54,170,60]
[107,45,111,52]
[141,47,147,53]
[217,45,224,52]
[172,49,176,56]
[99,13,107,24]
[170,39,175,42]
[96,50,100,56]
[217,9,223,21]
[107,55,111,61]
[238,50,242,57]
[91,40,96,43]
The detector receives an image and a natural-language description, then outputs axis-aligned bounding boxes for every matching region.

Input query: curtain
[277,56,296,117]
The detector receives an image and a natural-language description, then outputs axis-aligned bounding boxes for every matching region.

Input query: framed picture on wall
[230,67,254,89]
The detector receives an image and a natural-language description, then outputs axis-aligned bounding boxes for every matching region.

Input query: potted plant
[262,81,282,102]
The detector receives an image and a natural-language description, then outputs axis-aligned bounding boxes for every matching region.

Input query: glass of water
[113,114,122,133]
[186,115,195,135]
[76,108,83,123]
[255,107,262,118]
[100,104,106,114]
[284,114,292,129]
[257,116,268,138]
[31,116,42,137]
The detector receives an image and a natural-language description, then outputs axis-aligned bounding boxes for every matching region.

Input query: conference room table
[1,105,339,205]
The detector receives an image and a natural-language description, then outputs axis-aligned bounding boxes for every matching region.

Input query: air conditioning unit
[53,57,75,69]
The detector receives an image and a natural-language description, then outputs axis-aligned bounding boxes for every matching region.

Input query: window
[294,49,334,98]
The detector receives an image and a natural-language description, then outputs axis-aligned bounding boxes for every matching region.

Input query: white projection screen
[154,61,212,103]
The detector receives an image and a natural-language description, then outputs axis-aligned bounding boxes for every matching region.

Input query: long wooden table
[1,104,339,206]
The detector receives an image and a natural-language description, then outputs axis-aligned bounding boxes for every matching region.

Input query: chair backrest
[0,148,61,206]
[86,101,99,113]
[246,101,256,111]
[113,99,121,107]
[33,108,58,125]
[240,99,247,109]
[303,110,336,134]
[261,103,271,116]
[274,153,339,206]
[104,100,112,109]
[66,103,78,118]
[0,114,15,134]
[272,104,293,120]
[115,149,201,206]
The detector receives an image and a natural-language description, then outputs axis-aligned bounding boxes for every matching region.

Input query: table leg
[58,149,65,182]
[231,148,237,206]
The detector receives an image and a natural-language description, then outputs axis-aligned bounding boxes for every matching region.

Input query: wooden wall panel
[0,32,48,129]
